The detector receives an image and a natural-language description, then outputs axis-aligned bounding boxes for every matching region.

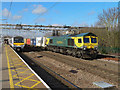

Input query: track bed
[21,50,119,88]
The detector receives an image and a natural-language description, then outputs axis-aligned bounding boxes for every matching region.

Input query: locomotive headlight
[83,47,86,50]
[81,46,87,50]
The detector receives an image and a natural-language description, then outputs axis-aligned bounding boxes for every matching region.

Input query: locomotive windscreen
[91,38,97,43]
[14,37,24,43]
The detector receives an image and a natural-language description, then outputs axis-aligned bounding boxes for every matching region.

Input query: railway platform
[1,44,51,89]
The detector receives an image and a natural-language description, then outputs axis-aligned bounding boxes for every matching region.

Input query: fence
[98,46,120,54]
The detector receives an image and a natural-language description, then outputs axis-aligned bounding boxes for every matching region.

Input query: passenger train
[9,36,25,51]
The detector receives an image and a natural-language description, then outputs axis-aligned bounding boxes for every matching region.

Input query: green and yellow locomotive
[46,32,98,59]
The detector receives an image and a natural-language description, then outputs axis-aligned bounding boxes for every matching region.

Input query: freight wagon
[26,38,31,45]
[25,37,47,48]
[31,39,36,46]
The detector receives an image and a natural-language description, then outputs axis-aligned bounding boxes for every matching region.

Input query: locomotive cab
[73,33,98,58]
[13,36,25,51]
[82,36,98,50]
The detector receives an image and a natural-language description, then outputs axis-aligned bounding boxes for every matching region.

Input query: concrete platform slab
[1,44,51,89]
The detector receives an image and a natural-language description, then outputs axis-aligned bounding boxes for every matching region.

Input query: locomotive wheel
[80,51,84,59]
[72,51,76,57]
[16,48,21,52]
[67,49,72,55]
[53,48,56,52]
[60,49,63,54]
[76,51,81,58]
[54,48,57,52]
[56,48,60,53]
[63,49,67,55]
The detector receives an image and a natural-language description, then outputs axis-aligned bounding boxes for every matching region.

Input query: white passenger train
[9,36,25,51]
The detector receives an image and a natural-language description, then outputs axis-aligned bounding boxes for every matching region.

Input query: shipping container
[31,39,36,46]
[24,39,27,44]
[42,37,47,47]
[26,38,31,45]
[36,37,42,46]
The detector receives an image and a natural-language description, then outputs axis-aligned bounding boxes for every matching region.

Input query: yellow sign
[57,41,63,44]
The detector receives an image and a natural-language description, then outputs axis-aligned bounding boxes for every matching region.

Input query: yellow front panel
[46,38,50,45]
[24,39,26,44]
[83,36,98,49]
[72,37,83,48]
[72,36,98,49]
[13,43,24,46]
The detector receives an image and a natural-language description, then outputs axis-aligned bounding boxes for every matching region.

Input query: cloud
[2,8,22,21]
[32,5,47,14]
[72,21,88,27]
[23,8,28,12]
[12,15,22,20]
[18,8,28,14]
[79,22,89,27]
[2,8,11,17]
[52,24,62,26]
[88,11,95,16]
[35,18,46,23]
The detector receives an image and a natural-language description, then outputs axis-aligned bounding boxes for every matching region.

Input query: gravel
[22,51,119,88]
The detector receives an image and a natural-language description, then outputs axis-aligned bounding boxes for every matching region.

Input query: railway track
[20,47,119,88]
[18,52,81,89]
[34,51,118,84]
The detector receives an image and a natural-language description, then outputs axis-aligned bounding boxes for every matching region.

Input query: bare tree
[95,7,120,50]
[96,7,119,30]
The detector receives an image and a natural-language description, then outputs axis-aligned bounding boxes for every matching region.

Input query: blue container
[31,39,36,46]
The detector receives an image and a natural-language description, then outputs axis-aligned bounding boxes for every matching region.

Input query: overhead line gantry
[0,24,106,31]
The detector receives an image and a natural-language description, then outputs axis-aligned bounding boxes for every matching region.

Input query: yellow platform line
[17,85,30,88]
[5,46,14,88]
[15,74,34,86]
[31,81,41,88]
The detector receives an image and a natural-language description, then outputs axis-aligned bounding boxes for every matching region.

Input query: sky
[1,1,119,37]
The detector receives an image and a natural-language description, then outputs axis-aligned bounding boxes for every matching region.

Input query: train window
[50,39,53,43]
[14,38,24,43]
[91,38,97,43]
[68,39,74,46]
[78,39,82,43]
[84,38,89,43]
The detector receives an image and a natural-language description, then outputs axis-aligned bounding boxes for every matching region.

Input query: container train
[24,37,47,47]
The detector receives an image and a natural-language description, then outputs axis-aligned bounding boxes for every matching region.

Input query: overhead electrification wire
[32,2,59,23]
[6,0,13,23]
[18,2,30,24]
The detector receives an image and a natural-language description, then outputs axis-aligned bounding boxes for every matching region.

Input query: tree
[96,7,119,30]
[95,7,120,53]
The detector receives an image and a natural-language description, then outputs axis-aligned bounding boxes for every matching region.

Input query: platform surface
[1,44,50,89]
